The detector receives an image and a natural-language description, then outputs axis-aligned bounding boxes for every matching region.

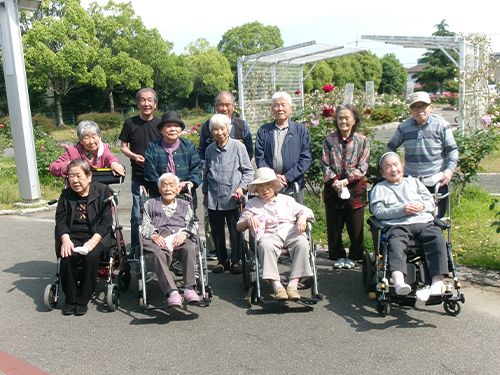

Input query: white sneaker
[344,259,356,269]
[395,283,411,296]
[334,258,345,269]
[416,288,432,302]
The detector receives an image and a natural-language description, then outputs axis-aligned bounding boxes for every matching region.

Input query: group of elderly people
[50,88,457,314]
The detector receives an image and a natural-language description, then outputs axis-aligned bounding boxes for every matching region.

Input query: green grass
[305,185,500,270]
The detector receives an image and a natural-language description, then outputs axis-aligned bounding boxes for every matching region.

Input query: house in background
[406,60,426,91]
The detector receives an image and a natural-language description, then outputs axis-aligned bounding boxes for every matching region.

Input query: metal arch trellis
[237,41,366,130]
[361,34,490,130]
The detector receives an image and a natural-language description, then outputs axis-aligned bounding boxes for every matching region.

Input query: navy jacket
[255,120,312,191]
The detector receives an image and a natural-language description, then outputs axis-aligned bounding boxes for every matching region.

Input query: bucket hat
[247,167,284,194]
[157,111,185,131]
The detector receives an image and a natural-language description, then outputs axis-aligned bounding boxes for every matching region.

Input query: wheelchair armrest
[367,216,385,230]
[433,217,451,229]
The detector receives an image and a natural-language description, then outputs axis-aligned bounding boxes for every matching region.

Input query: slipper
[287,286,301,301]
[274,287,288,301]
[395,283,411,296]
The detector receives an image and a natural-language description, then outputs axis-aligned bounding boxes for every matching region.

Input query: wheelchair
[362,179,465,317]
[136,184,211,310]
[241,184,323,307]
[44,169,131,312]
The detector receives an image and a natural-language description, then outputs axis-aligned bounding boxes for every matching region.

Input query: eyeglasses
[410,104,429,111]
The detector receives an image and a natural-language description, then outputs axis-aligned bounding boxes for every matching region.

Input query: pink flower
[71,129,75,133]
[323,84,334,93]
[481,115,492,126]
[295,90,301,94]
[40,146,45,150]
[0,124,4,127]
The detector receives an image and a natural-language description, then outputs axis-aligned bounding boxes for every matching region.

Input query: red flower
[364,108,371,114]
[323,84,334,93]
[197,123,201,127]
[322,108,334,117]
[295,90,301,94]
[192,126,197,130]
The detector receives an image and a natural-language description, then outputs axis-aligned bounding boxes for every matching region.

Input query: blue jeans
[130,178,146,251]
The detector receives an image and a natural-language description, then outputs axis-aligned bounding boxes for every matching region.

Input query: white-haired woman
[237,167,314,301]
[203,114,254,274]
[50,120,125,178]
[141,173,200,307]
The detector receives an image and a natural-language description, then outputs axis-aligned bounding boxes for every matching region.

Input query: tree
[89,1,153,112]
[185,39,233,108]
[328,51,382,90]
[378,53,407,94]
[23,0,105,126]
[303,61,334,93]
[218,21,283,87]
[414,20,458,94]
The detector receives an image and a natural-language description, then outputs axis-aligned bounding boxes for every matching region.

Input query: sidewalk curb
[0,204,56,216]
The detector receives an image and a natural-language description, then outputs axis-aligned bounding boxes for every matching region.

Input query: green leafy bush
[32,114,56,134]
[370,107,394,123]
[77,112,124,130]
[0,117,12,156]
[33,126,65,185]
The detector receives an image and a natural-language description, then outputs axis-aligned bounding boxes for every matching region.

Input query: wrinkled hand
[276,174,288,187]
[151,233,167,248]
[172,233,187,248]
[296,215,308,234]
[135,154,145,166]
[110,162,125,177]
[403,202,424,216]
[246,216,260,231]
[333,178,348,193]
[60,236,74,258]
[440,169,453,186]
[179,181,193,193]
[234,187,244,200]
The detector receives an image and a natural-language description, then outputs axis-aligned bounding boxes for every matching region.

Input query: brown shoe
[287,286,301,301]
[230,261,242,274]
[274,287,288,301]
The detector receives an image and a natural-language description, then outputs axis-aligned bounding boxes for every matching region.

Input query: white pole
[0,0,41,202]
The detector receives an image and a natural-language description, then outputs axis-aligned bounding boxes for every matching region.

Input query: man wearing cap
[144,111,202,206]
[255,91,312,203]
[386,91,458,217]
[119,88,162,258]
[198,91,253,259]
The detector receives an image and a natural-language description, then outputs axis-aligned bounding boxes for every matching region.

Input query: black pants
[208,207,241,264]
[386,222,449,278]
[325,204,365,261]
[60,237,105,306]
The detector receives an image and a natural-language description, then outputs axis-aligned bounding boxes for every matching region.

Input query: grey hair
[158,173,180,189]
[209,114,232,134]
[379,151,401,169]
[136,88,158,104]
[77,120,101,140]
[271,91,293,107]
[214,91,236,107]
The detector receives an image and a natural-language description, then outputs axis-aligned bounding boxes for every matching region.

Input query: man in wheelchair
[370,152,449,302]
[141,173,199,307]
[237,167,314,301]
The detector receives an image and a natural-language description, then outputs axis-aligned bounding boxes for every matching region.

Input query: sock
[271,281,284,292]
[430,275,445,294]
[391,271,405,288]
[287,279,298,289]
[169,290,179,297]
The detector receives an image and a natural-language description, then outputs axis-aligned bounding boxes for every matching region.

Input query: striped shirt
[386,114,458,178]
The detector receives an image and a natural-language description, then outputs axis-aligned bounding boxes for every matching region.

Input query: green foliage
[453,128,500,205]
[32,114,56,133]
[378,53,407,95]
[303,61,334,93]
[490,199,500,234]
[328,51,382,90]
[370,107,394,123]
[77,112,124,130]
[0,117,12,156]
[185,39,233,108]
[100,128,122,150]
[33,126,65,185]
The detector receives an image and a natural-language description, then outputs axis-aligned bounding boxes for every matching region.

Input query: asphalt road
[1,155,500,375]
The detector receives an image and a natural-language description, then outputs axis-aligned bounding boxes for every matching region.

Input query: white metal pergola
[361,35,479,130]
[237,40,366,127]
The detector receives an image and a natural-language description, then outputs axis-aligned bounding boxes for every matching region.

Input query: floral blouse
[321,131,370,209]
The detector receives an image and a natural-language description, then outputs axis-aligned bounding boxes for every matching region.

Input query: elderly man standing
[119,88,162,259]
[198,91,254,259]
[255,91,312,203]
[386,91,458,218]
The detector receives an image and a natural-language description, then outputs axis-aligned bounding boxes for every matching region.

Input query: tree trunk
[55,92,64,127]
[195,93,199,109]
[439,82,445,95]
[108,91,115,112]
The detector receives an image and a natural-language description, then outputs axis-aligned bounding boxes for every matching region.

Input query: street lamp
[0,0,42,203]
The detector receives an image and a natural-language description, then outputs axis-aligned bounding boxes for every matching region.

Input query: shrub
[0,117,12,156]
[77,112,124,130]
[370,107,394,123]
[33,126,65,185]
[32,114,56,134]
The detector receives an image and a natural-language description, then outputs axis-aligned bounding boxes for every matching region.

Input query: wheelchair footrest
[385,294,417,307]
[425,292,463,306]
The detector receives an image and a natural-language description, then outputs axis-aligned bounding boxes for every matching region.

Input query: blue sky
[81,0,500,68]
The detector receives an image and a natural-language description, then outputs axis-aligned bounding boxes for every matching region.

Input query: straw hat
[247,167,284,194]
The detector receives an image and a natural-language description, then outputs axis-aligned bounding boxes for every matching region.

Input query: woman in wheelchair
[370,152,449,301]
[237,168,314,301]
[55,159,115,315]
[141,173,199,308]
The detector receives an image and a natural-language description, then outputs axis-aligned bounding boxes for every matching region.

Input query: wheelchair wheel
[377,300,390,316]
[242,240,253,291]
[107,284,120,311]
[44,284,57,311]
[118,262,131,292]
[443,300,461,316]
[362,253,376,293]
